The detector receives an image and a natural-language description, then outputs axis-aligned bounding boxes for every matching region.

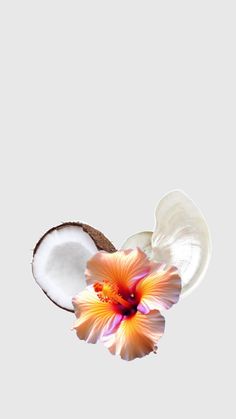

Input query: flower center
[93,281,136,313]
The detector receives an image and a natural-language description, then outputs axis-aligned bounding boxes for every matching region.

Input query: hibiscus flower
[72,248,181,361]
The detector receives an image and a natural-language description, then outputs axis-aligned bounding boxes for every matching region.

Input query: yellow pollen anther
[102,283,112,299]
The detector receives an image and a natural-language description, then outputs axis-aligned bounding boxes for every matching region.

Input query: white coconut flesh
[32,225,98,311]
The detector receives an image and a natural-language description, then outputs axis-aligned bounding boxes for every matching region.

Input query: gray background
[0,1,235,418]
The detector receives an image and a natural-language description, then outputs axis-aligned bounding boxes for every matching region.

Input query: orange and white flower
[72,248,181,361]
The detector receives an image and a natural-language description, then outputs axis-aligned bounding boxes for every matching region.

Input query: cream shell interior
[122,190,211,297]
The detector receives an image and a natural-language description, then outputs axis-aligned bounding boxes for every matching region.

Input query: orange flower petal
[103,310,165,361]
[136,265,181,313]
[85,248,151,293]
[72,287,123,343]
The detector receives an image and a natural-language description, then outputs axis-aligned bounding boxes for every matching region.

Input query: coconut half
[32,222,116,312]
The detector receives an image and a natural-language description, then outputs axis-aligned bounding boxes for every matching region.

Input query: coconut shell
[33,222,116,256]
[33,222,117,312]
